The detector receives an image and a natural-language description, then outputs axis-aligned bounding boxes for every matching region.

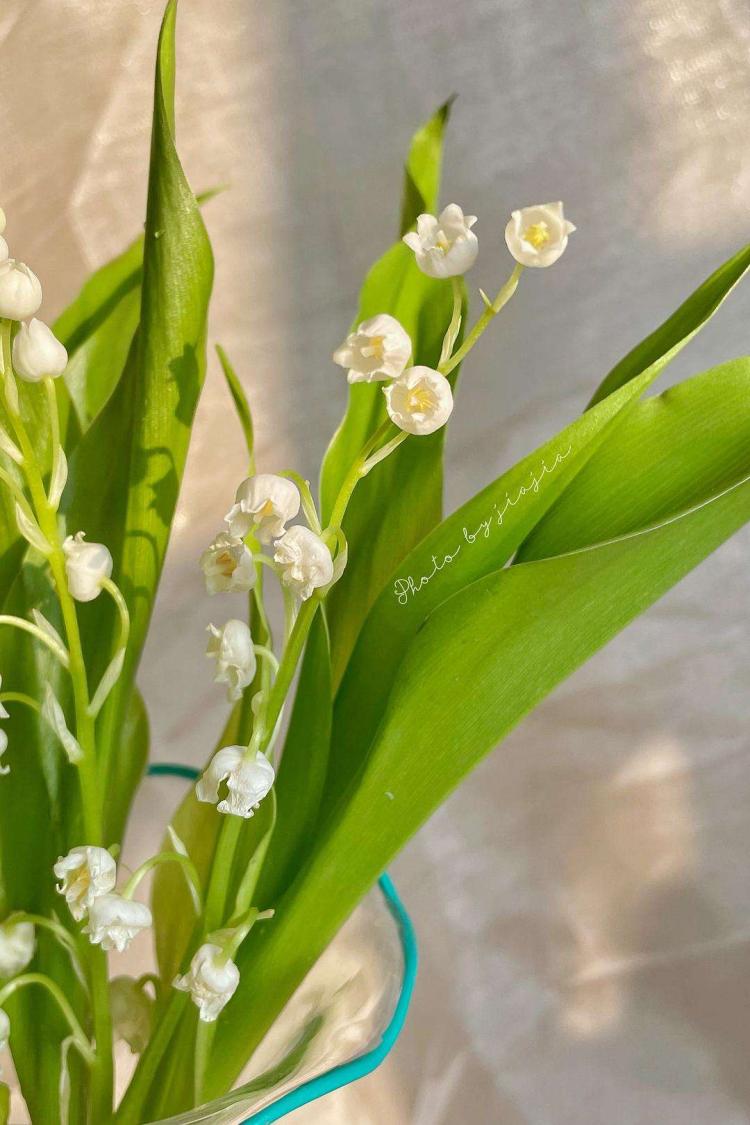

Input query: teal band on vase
[146,763,419,1123]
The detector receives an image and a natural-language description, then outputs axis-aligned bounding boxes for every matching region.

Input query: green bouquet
[0,3,747,1121]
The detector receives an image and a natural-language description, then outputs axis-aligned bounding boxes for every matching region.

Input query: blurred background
[2,0,750,1120]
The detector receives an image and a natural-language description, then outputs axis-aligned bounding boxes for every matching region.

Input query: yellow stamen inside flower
[258,500,275,518]
[407,385,435,414]
[523,221,550,249]
[436,232,451,252]
[364,335,384,358]
[215,550,237,577]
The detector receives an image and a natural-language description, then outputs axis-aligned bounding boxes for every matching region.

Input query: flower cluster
[54,846,152,953]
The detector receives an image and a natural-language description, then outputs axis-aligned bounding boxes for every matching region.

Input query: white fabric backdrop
[2,1,750,1120]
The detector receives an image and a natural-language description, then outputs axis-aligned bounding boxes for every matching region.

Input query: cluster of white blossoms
[197,471,337,822]
[54,846,152,953]
[0,208,68,381]
[334,313,453,436]
[334,201,574,436]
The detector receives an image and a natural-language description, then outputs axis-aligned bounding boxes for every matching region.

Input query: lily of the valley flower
[403,204,478,278]
[0,207,7,262]
[0,920,35,978]
[110,976,154,1054]
[200,531,256,595]
[62,532,113,603]
[196,746,275,819]
[383,366,454,436]
[84,894,152,953]
[504,202,576,268]
[12,319,68,382]
[225,474,300,544]
[274,525,333,601]
[174,942,240,1022]
[54,846,117,922]
[0,260,42,321]
[206,619,257,702]
[333,313,411,384]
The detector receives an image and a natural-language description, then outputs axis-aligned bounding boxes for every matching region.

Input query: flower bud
[225,474,300,543]
[12,319,68,382]
[383,366,453,436]
[505,202,575,268]
[206,619,256,702]
[110,976,154,1054]
[333,314,411,384]
[0,920,35,978]
[54,846,117,922]
[174,942,240,1022]
[273,525,333,601]
[196,745,275,818]
[403,204,478,278]
[0,260,42,321]
[62,532,113,603]
[84,894,152,953]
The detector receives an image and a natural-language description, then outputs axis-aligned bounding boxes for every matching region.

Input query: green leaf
[587,242,750,407]
[256,610,332,903]
[63,0,213,838]
[216,344,254,467]
[399,98,454,237]
[56,236,143,434]
[207,362,750,1093]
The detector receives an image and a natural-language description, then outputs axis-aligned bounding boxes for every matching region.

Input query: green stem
[0,319,113,1120]
[327,419,392,532]
[0,973,95,1067]
[0,616,69,667]
[0,691,41,712]
[121,851,201,904]
[439,263,523,376]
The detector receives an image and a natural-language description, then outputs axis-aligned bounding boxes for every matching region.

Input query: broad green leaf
[207,380,750,1092]
[520,357,750,560]
[587,243,750,407]
[330,364,658,797]
[63,0,213,838]
[320,103,463,685]
[56,235,143,433]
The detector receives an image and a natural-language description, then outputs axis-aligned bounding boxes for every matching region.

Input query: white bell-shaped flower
[174,942,240,1022]
[200,531,256,595]
[333,313,411,384]
[505,202,576,268]
[383,366,453,436]
[206,619,256,702]
[0,238,7,264]
[0,920,35,978]
[0,260,42,321]
[84,894,152,953]
[110,976,153,1054]
[62,532,113,603]
[274,526,333,601]
[402,204,478,279]
[225,474,300,544]
[196,746,275,819]
[12,319,68,382]
[54,845,117,922]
